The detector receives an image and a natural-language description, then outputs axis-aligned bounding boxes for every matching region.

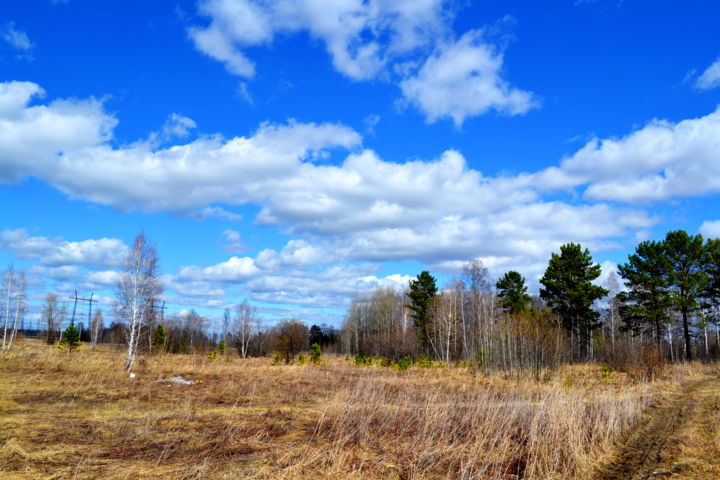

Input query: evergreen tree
[309,342,323,364]
[496,271,531,314]
[664,230,706,361]
[704,238,720,329]
[617,240,672,348]
[407,271,438,354]
[309,324,326,347]
[152,324,167,352]
[539,243,607,358]
[59,321,81,352]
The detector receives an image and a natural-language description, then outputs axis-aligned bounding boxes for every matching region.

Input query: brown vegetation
[0,339,711,479]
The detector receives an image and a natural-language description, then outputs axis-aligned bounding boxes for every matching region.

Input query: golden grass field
[0,339,712,479]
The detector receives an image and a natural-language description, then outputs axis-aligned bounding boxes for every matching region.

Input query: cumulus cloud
[700,220,720,239]
[400,29,538,125]
[187,1,533,124]
[189,0,449,80]
[0,81,116,184]
[535,107,720,203]
[177,256,260,283]
[0,80,668,287]
[696,57,720,90]
[0,229,127,268]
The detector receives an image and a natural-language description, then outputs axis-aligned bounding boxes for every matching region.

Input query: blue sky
[1,0,720,329]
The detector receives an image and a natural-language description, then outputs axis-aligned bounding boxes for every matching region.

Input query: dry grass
[0,339,707,479]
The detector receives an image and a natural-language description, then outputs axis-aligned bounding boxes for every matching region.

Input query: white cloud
[189,0,449,81]
[236,82,253,105]
[0,82,360,211]
[246,263,412,308]
[696,57,720,90]
[700,220,720,239]
[177,256,259,282]
[399,29,538,125]
[84,270,120,286]
[188,1,533,125]
[2,22,33,54]
[0,81,666,288]
[0,81,116,184]
[222,229,247,252]
[0,229,127,268]
[535,107,720,203]
[162,113,197,139]
[190,206,243,221]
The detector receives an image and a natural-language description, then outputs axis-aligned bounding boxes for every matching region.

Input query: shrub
[298,353,307,365]
[417,353,433,368]
[207,350,218,360]
[393,355,413,371]
[354,353,374,366]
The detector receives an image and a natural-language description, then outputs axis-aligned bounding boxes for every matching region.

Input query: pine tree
[540,243,607,359]
[407,271,438,355]
[60,321,81,352]
[663,230,706,361]
[152,324,167,352]
[617,240,672,348]
[496,271,531,315]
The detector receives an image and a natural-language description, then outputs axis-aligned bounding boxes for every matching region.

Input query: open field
[0,340,715,480]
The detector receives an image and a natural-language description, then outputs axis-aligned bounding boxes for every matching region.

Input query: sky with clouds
[1,0,719,329]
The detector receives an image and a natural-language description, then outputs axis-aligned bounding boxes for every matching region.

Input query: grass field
[0,339,708,479]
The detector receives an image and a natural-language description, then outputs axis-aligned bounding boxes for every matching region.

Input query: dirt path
[592,374,720,480]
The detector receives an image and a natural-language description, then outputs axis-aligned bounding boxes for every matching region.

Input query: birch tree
[90,309,103,349]
[2,266,15,353]
[4,272,25,354]
[234,299,257,358]
[116,231,162,371]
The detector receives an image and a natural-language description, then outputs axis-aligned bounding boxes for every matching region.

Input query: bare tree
[604,271,621,355]
[90,309,103,349]
[116,231,162,371]
[2,265,15,353]
[3,272,25,354]
[43,294,65,344]
[234,299,257,358]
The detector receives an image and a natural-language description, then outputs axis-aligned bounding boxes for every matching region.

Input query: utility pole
[69,290,97,340]
[150,300,167,324]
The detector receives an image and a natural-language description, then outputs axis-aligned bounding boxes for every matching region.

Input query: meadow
[0,339,710,480]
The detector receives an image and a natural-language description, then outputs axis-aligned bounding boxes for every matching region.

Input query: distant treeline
[18,229,720,377]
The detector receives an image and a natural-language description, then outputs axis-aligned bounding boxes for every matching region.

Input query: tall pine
[496,271,531,315]
[617,240,672,349]
[407,271,438,355]
[664,230,706,361]
[540,243,607,359]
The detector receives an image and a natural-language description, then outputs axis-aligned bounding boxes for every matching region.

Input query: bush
[417,354,433,368]
[354,353,374,366]
[393,355,413,371]
[297,353,307,365]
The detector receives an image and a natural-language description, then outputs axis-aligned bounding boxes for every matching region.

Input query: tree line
[11,229,720,375]
[341,230,720,375]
